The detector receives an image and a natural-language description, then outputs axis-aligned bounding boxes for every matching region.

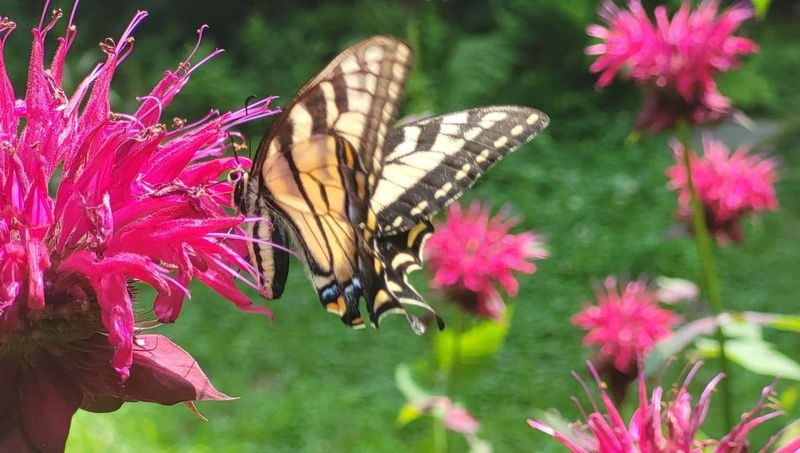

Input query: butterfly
[230,36,549,334]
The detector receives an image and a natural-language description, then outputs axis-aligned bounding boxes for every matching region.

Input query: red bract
[529,362,796,452]
[0,5,278,451]
[667,134,779,244]
[586,0,758,132]
[572,276,676,374]
[425,202,547,321]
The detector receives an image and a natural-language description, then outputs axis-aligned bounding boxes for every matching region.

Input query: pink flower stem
[677,119,732,429]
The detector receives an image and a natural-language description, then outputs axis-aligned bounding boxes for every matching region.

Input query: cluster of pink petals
[572,276,677,373]
[587,0,758,132]
[0,5,278,450]
[529,362,800,453]
[425,202,547,321]
[667,134,779,243]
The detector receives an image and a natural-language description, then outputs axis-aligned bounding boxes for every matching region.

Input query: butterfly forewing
[253,36,411,186]
[371,106,549,235]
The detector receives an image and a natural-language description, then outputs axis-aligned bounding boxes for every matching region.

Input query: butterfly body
[233,36,548,333]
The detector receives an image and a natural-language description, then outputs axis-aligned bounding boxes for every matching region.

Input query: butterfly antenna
[244,94,259,159]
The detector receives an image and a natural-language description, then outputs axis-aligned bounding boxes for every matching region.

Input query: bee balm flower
[667,134,779,243]
[587,0,758,132]
[0,5,278,450]
[425,202,547,321]
[528,362,796,452]
[572,277,676,374]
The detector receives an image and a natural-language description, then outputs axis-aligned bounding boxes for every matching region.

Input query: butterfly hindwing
[370,220,443,334]
[237,184,290,300]
[371,106,549,235]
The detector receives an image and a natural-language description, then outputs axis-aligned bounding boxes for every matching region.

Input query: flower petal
[123,335,232,404]
[18,359,82,453]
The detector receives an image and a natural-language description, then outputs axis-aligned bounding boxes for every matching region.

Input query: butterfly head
[227,168,250,212]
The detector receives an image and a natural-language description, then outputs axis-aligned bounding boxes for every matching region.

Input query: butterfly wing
[241,36,412,325]
[253,35,411,183]
[364,106,548,332]
[370,106,549,236]
[370,220,443,334]
[260,134,372,328]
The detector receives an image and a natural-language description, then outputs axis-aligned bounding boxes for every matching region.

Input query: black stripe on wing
[371,106,549,235]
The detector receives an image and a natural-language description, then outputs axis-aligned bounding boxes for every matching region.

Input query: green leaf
[645,317,715,375]
[721,320,761,339]
[697,336,800,381]
[765,315,800,333]
[779,385,799,413]
[395,364,430,403]
[434,311,511,370]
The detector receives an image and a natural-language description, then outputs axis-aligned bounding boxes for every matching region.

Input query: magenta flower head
[0,4,278,450]
[425,202,547,321]
[572,276,677,375]
[587,0,758,132]
[529,362,796,452]
[667,134,779,244]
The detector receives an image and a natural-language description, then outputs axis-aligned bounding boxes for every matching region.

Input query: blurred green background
[3,0,800,451]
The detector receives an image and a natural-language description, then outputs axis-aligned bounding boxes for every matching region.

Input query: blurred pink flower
[586,0,757,132]
[572,276,677,374]
[425,202,547,321]
[529,362,795,452]
[667,134,779,243]
[416,396,480,435]
[0,5,277,450]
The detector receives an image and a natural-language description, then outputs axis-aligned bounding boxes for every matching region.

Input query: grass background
[1,0,799,451]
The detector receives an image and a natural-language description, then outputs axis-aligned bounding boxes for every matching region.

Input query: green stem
[676,121,733,430]
[432,311,469,453]
[433,416,447,453]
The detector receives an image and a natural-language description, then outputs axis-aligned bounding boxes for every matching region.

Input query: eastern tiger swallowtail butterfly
[230,36,549,334]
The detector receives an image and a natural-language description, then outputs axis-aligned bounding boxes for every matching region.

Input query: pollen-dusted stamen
[164,109,219,138]
[99,37,117,55]
[0,17,16,40]
[41,8,64,36]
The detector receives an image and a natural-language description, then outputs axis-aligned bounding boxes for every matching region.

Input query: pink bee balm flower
[425,202,547,321]
[667,134,779,244]
[0,4,278,450]
[572,276,677,374]
[529,362,796,452]
[587,0,758,132]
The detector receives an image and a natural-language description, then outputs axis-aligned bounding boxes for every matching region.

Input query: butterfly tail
[367,221,444,334]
